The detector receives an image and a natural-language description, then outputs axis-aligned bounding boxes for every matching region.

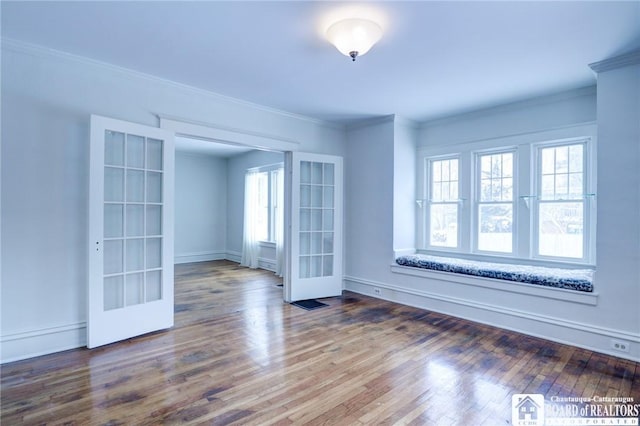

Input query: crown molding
[1,37,345,131]
[589,50,640,73]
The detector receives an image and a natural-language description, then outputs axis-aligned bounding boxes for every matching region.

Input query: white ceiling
[2,1,639,124]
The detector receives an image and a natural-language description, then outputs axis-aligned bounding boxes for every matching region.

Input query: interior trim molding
[160,117,300,153]
[344,275,639,362]
[1,323,86,364]
[589,50,640,73]
[417,122,597,155]
[1,37,344,130]
[175,251,226,264]
[226,250,242,263]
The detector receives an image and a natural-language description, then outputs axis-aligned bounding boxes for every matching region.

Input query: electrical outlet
[373,287,382,296]
[610,339,630,353]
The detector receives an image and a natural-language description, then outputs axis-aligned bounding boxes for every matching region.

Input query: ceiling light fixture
[325,18,383,61]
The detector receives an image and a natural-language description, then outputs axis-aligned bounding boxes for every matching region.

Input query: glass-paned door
[285,152,343,302]
[88,115,174,348]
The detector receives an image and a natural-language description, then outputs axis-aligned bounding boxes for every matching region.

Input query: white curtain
[241,170,260,268]
[275,168,285,277]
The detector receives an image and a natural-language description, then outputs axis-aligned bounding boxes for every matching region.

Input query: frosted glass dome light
[326,18,383,61]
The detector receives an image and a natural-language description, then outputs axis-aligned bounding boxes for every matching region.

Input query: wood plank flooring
[2,260,639,425]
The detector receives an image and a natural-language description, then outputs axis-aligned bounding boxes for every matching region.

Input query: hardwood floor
[2,260,639,425]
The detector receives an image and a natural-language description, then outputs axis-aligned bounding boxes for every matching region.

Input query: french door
[88,115,174,348]
[285,152,343,302]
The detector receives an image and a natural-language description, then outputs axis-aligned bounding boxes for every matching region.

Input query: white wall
[393,118,418,256]
[225,150,284,271]
[0,40,345,362]
[175,152,227,264]
[593,59,640,345]
[419,86,597,147]
[344,117,396,279]
[345,82,640,362]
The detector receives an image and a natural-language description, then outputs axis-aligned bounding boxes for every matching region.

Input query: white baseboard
[344,275,640,362]
[258,257,277,272]
[225,251,277,272]
[174,250,226,264]
[1,322,86,364]
[226,250,242,263]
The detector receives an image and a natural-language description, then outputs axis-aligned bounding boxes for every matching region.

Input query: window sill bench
[392,255,597,306]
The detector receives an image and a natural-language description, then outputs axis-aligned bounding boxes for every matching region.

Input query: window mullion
[458,153,471,253]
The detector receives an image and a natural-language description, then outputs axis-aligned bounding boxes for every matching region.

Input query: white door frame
[160,118,344,303]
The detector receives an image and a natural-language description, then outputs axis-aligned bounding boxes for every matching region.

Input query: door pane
[105,168,124,202]
[105,131,125,166]
[146,205,162,236]
[311,186,322,207]
[300,161,311,184]
[104,275,124,311]
[323,232,333,254]
[126,134,145,168]
[147,138,163,171]
[323,209,334,231]
[146,271,162,302]
[311,210,322,231]
[323,163,334,185]
[104,240,124,274]
[126,205,144,237]
[323,186,334,208]
[147,172,162,203]
[311,232,322,254]
[299,256,310,278]
[310,256,322,277]
[104,204,124,238]
[300,185,311,207]
[311,163,323,184]
[300,209,311,231]
[126,238,144,272]
[300,232,310,255]
[146,238,162,268]
[323,255,333,276]
[125,273,144,306]
[126,170,145,202]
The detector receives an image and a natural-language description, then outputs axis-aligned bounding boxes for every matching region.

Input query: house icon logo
[512,394,545,426]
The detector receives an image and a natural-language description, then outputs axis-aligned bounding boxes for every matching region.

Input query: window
[242,164,284,270]
[419,129,595,265]
[427,157,459,248]
[536,143,586,259]
[255,168,283,243]
[476,151,514,253]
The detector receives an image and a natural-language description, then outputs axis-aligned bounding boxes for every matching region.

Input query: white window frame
[417,124,596,267]
[531,138,593,263]
[422,155,463,252]
[473,148,518,255]
[249,163,283,244]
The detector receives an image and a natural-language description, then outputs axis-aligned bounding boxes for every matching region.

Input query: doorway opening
[174,135,285,280]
